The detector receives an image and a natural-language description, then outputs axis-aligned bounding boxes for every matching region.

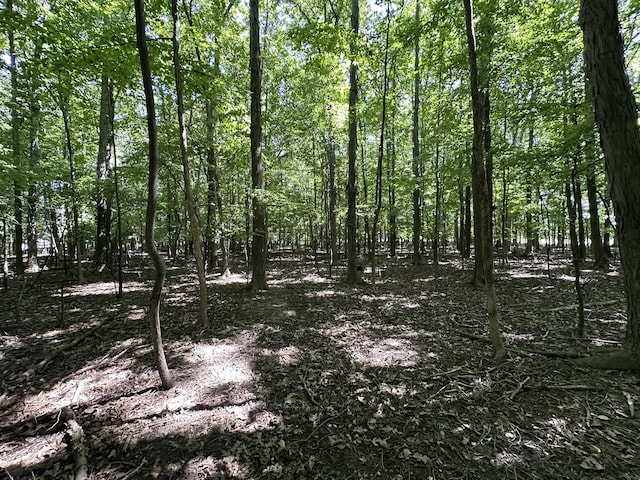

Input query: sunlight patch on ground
[305,289,347,298]
[179,455,249,479]
[269,273,331,286]
[492,451,523,466]
[190,343,255,384]
[0,335,23,359]
[504,332,536,342]
[261,345,301,366]
[505,271,547,280]
[213,273,250,285]
[321,322,421,367]
[0,432,65,472]
[66,281,147,297]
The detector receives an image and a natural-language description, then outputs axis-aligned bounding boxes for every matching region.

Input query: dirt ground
[0,251,638,479]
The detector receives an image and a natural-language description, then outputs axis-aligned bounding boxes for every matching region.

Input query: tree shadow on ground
[0,254,638,479]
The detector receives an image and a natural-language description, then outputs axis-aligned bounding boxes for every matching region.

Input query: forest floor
[0,250,638,480]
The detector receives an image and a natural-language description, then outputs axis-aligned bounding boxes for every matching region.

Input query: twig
[303,408,347,443]
[119,460,146,480]
[301,371,322,407]
[506,376,530,400]
[4,468,15,480]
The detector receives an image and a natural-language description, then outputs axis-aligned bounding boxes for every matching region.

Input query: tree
[135,0,175,390]
[172,0,208,328]
[346,0,360,284]
[463,0,505,360]
[7,0,24,275]
[411,0,423,266]
[249,0,268,292]
[580,0,640,368]
[94,75,114,271]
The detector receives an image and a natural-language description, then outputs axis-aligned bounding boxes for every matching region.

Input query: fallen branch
[62,407,88,480]
[25,323,105,377]
[543,299,620,312]
[458,331,586,359]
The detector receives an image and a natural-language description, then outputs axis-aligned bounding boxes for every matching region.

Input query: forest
[1,0,640,478]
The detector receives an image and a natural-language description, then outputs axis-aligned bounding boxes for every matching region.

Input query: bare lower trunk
[581,0,640,361]
[172,0,208,327]
[346,0,359,284]
[135,0,174,390]
[464,0,505,359]
[249,0,267,292]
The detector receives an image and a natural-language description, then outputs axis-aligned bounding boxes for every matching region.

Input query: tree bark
[581,0,640,361]
[249,0,268,292]
[172,0,209,328]
[464,0,505,360]
[8,0,24,275]
[325,134,338,275]
[60,95,84,284]
[135,0,175,390]
[346,0,360,284]
[26,41,42,273]
[371,0,391,285]
[412,0,423,266]
[94,75,114,271]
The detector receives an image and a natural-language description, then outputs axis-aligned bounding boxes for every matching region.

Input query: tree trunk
[586,166,607,268]
[371,0,391,285]
[464,0,505,360]
[581,0,640,361]
[566,178,586,337]
[388,121,397,258]
[60,96,84,284]
[94,75,114,271]
[8,0,24,275]
[412,0,423,266]
[325,134,338,275]
[575,180,587,260]
[135,0,175,390]
[249,0,268,292]
[464,185,472,258]
[346,0,359,284]
[26,41,42,273]
[172,0,209,328]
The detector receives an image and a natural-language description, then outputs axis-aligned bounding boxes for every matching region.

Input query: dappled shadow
[0,253,638,479]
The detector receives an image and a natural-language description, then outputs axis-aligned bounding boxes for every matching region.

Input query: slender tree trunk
[586,166,607,267]
[575,179,587,260]
[412,0,423,266]
[371,0,391,285]
[26,41,42,272]
[113,121,123,297]
[464,185,472,258]
[388,120,397,258]
[325,134,338,275]
[346,0,359,284]
[359,121,371,259]
[249,0,267,291]
[464,0,505,360]
[94,75,114,271]
[433,132,441,265]
[135,0,175,390]
[172,0,208,328]
[8,0,24,275]
[566,175,586,337]
[581,0,640,361]
[60,96,84,284]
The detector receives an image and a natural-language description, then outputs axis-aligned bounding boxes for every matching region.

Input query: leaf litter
[0,252,638,479]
